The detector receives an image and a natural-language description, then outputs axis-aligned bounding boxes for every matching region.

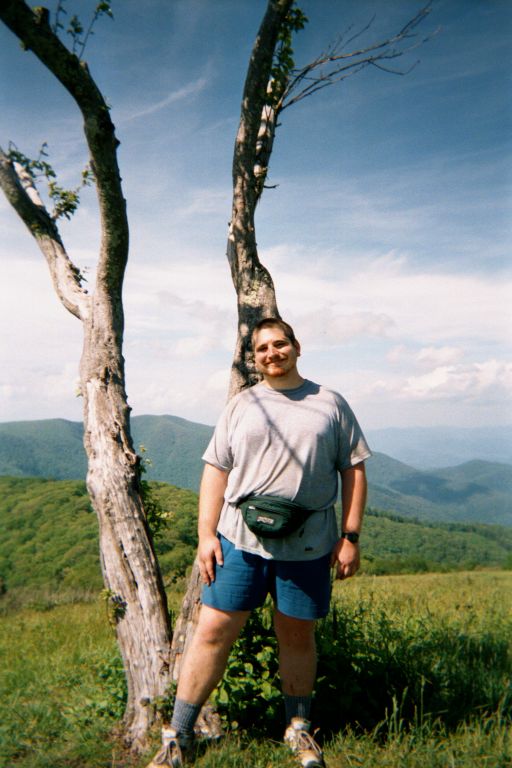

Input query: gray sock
[284,694,312,725]
[170,698,202,737]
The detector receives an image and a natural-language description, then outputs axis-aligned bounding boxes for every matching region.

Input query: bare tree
[0,0,171,750]
[229,0,434,392]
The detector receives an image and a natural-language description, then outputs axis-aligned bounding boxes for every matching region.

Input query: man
[149,317,371,768]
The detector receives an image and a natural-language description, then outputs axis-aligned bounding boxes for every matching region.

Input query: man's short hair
[251,317,298,349]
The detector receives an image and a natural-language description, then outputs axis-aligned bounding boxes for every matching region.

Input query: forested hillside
[0,415,212,492]
[368,453,512,526]
[1,477,510,607]
[1,418,511,526]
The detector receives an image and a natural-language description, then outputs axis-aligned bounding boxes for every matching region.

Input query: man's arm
[197,462,230,586]
[331,462,367,580]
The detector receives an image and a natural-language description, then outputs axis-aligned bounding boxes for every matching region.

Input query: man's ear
[294,340,301,356]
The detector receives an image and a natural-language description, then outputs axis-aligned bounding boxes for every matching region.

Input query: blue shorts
[201,535,331,620]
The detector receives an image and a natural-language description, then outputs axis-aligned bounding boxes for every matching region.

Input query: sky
[0,0,510,431]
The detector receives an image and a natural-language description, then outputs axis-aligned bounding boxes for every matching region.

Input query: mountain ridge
[0,416,510,526]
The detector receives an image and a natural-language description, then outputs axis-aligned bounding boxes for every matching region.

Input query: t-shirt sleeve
[335,396,372,471]
[202,403,234,471]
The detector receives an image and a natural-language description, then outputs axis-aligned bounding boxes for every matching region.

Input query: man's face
[252,325,301,379]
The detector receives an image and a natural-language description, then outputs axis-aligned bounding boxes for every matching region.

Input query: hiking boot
[145,727,194,768]
[284,717,326,768]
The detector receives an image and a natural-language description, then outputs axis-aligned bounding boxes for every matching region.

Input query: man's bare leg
[146,606,248,768]
[176,604,250,705]
[273,609,317,696]
[274,610,325,766]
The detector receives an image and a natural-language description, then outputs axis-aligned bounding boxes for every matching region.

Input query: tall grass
[0,602,123,767]
[315,571,512,734]
[1,571,510,768]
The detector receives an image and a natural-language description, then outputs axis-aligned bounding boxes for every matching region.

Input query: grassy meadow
[1,570,511,768]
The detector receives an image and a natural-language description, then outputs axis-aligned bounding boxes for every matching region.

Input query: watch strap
[341,530,359,544]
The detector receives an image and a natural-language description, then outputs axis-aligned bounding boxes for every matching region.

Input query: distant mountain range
[365,425,512,469]
[0,416,510,526]
[366,452,512,527]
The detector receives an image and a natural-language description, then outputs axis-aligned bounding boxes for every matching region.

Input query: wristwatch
[341,531,360,544]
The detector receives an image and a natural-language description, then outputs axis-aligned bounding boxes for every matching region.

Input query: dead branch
[280,3,437,110]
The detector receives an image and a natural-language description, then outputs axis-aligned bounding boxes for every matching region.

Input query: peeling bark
[80,311,172,748]
[168,561,202,682]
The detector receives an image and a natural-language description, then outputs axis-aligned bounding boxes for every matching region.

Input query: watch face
[343,532,359,543]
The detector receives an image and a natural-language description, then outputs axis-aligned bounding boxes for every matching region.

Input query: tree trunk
[169,0,292,718]
[80,303,172,749]
[226,0,293,396]
[168,561,201,681]
[0,1,174,749]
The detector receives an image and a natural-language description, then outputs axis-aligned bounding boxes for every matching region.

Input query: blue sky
[0,0,510,430]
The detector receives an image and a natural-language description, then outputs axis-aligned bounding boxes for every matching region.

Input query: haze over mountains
[366,425,512,469]
[0,416,510,527]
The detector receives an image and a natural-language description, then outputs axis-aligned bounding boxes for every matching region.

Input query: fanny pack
[239,495,314,539]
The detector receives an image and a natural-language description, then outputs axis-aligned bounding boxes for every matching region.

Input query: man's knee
[195,604,249,648]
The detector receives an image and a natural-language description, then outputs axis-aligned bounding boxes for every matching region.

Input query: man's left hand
[331,538,360,580]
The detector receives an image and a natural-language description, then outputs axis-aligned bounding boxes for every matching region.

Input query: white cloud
[1,240,509,428]
[387,345,466,367]
[205,367,231,394]
[174,335,214,357]
[360,360,512,405]
[298,308,394,346]
[387,345,408,364]
[415,346,465,367]
[403,360,512,402]
[122,76,209,122]
[0,362,82,422]
[261,246,511,349]
[125,357,229,426]
[174,187,230,220]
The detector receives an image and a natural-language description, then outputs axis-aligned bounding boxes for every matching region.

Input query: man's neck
[261,371,305,391]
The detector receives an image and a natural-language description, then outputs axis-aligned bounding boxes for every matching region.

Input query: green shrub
[212,599,282,735]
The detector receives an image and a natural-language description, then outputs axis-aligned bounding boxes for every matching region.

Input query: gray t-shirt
[202,379,371,560]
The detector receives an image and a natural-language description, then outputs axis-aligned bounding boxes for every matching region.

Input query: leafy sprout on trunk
[52,0,114,59]
[7,141,94,221]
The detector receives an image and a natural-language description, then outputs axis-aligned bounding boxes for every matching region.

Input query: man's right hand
[196,463,229,585]
[197,534,224,586]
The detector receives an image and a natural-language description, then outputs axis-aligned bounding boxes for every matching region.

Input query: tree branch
[280,3,437,110]
[0,0,128,301]
[0,149,90,320]
[226,0,293,397]
[231,0,294,228]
